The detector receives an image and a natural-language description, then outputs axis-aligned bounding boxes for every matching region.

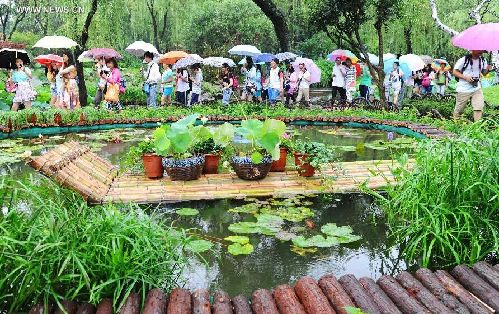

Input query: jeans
[359,85,369,101]
[176,91,188,106]
[94,89,104,106]
[146,84,158,107]
[190,93,200,105]
[268,88,280,103]
[222,89,232,104]
[331,86,346,100]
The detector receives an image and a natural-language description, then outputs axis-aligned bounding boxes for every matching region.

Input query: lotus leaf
[176,208,199,216]
[186,239,213,253]
[292,235,340,248]
[228,243,254,255]
[224,236,250,244]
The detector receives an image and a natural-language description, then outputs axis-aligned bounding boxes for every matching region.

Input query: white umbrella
[77,50,94,63]
[361,52,379,65]
[203,57,236,67]
[228,45,261,57]
[399,54,425,71]
[420,55,433,65]
[125,41,159,57]
[238,57,264,65]
[172,54,203,69]
[275,52,298,61]
[33,35,78,49]
[383,53,397,60]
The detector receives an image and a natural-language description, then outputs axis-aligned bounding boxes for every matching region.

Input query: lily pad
[320,223,362,244]
[290,245,318,256]
[292,235,340,248]
[224,235,250,244]
[228,214,284,236]
[228,203,262,214]
[228,243,254,255]
[186,239,213,253]
[176,207,200,216]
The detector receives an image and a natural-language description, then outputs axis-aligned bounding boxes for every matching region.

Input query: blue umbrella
[384,58,411,80]
[254,53,275,63]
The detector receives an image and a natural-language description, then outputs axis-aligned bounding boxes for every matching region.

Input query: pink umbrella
[452,23,499,51]
[34,54,63,66]
[85,48,122,60]
[292,57,321,84]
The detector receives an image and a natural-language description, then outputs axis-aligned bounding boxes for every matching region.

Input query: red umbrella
[34,54,63,66]
[85,48,122,60]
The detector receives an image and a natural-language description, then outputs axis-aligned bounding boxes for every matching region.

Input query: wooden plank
[54,300,78,314]
[472,262,499,292]
[167,288,192,314]
[434,270,493,314]
[376,275,430,314]
[231,295,252,314]
[272,284,306,314]
[119,292,140,314]
[294,276,335,314]
[191,289,211,314]
[95,298,113,314]
[318,274,356,314]
[212,291,233,314]
[358,277,401,314]
[251,289,279,314]
[415,268,470,314]
[76,303,96,314]
[395,271,449,314]
[451,265,499,311]
[338,274,381,314]
[142,288,167,314]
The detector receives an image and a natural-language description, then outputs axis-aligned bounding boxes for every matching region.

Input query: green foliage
[292,140,337,169]
[227,242,254,255]
[228,214,284,236]
[315,58,333,88]
[235,118,286,162]
[176,207,200,216]
[224,235,250,244]
[292,234,339,248]
[0,177,192,312]
[185,239,214,253]
[371,121,499,267]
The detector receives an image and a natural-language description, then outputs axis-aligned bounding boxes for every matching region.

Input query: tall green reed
[371,120,498,267]
[0,176,190,312]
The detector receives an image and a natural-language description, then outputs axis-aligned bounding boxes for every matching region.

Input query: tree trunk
[252,0,289,51]
[403,26,413,54]
[146,0,160,50]
[375,24,387,106]
[76,0,99,107]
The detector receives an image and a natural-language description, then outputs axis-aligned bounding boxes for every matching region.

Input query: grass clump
[0,177,192,312]
[371,120,499,267]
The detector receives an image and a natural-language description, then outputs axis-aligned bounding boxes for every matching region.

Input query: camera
[471,77,480,87]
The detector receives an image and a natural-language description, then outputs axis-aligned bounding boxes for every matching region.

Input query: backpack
[457,54,485,81]
[422,73,431,87]
[232,75,239,91]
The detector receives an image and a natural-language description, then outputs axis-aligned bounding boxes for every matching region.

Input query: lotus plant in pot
[153,114,211,181]
[194,123,235,174]
[231,118,286,180]
[292,140,336,177]
[270,132,293,172]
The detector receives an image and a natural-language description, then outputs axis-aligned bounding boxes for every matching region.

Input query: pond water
[1,125,416,295]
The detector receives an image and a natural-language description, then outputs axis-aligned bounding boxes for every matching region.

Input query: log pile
[26,262,499,314]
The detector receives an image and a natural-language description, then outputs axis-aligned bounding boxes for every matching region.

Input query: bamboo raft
[28,142,408,204]
[27,261,499,314]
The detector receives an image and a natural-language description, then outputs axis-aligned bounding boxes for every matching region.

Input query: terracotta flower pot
[142,153,164,179]
[270,147,287,172]
[203,153,221,174]
[54,113,62,125]
[294,152,315,177]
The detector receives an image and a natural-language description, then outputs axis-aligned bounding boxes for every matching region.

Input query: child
[161,63,174,106]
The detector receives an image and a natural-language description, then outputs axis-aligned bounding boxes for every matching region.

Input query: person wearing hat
[295,62,311,106]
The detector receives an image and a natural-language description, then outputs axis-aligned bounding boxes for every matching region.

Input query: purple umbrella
[452,23,499,51]
[292,57,321,84]
[86,48,123,60]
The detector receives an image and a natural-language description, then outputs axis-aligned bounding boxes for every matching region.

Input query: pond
[1,125,416,295]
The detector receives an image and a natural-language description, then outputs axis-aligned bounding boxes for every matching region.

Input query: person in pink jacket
[104,58,123,110]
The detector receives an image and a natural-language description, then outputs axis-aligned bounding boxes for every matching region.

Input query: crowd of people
[4,49,495,121]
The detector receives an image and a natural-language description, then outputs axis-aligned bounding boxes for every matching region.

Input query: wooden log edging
[26,262,499,314]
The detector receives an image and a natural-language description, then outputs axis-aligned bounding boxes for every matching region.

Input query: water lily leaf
[321,223,353,237]
[256,214,284,230]
[292,235,340,248]
[228,242,254,255]
[228,203,263,215]
[176,208,199,216]
[364,142,388,151]
[337,235,362,244]
[228,222,261,234]
[186,239,213,253]
[228,214,283,236]
[290,245,317,256]
[224,236,249,244]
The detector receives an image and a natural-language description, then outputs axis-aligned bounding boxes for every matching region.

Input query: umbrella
[359,52,379,65]
[159,50,189,65]
[85,48,122,60]
[238,57,264,65]
[172,54,203,69]
[399,54,425,71]
[432,58,451,71]
[383,58,411,80]
[203,57,236,67]
[77,51,94,63]
[420,55,433,65]
[452,23,499,51]
[254,53,275,63]
[228,45,261,57]
[33,36,78,49]
[383,53,397,60]
[275,52,298,61]
[125,41,159,57]
[34,54,63,66]
[0,48,30,69]
[328,49,358,63]
[292,57,321,84]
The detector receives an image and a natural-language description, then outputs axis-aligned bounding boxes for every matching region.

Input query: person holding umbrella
[452,50,492,121]
[10,58,37,111]
[142,51,162,108]
[295,62,312,106]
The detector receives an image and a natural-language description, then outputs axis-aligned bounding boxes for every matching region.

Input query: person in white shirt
[142,52,161,108]
[295,62,311,105]
[267,58,284,104]
[190,64,203,105]
[344,58,357,102]
[389,62,404,108]
[452,50,492,121]
[175,67,189,106]
[331,57,347,100]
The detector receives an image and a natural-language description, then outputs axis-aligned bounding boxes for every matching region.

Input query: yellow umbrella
[159,51,189,64]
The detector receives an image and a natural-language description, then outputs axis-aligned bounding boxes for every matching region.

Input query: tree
[75,0,99,106]
[0,0,27,40]
[308,0,400,105]
[252,0,289,51]
[146,0,170,51]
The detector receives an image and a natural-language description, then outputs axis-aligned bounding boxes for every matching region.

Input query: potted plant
[292,140,336,177]
[193,123,235,174]
[122,139,164,179]
[153,114,211,181]
[270,132,292,172]
[231,118,286,180]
